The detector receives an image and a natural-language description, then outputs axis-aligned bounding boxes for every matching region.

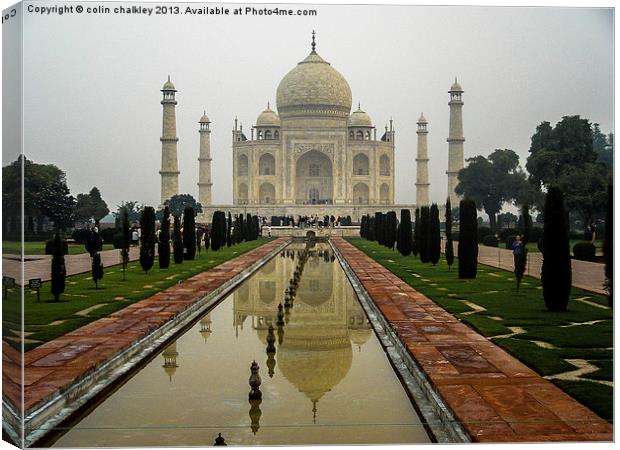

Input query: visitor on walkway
[512,235,524,269]
[131,228,139,246]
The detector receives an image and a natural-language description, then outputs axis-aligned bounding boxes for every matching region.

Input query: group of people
[266,215,351,229]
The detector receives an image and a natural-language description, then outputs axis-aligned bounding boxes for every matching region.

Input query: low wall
[267,226,360,238]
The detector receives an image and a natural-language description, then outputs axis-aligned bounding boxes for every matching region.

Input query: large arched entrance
[295,150,333,204]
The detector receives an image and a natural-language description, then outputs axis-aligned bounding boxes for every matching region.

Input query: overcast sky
[3,2,614,210]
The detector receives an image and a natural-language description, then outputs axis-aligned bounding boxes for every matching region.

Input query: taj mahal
[158,32,465,222]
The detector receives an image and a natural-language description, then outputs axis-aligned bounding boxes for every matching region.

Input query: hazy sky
[3,1,614,210]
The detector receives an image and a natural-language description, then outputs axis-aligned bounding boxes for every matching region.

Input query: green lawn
[346,237,613,422]
[3,241,114,255]
[3,239,273,351]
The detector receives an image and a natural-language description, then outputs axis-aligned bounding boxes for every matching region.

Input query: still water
[53,243,430,446]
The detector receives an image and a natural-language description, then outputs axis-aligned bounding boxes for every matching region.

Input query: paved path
[332,237,611,443]
[2,247,141,286]
[473,243,606,295]
[2,238,288,415]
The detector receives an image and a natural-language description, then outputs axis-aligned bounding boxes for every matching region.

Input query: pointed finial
[455,76,458,83]
[358,102,361,110]
[168,75,170,82]
[311,30,316,53]
[204,110,206,115]
[267,101,270,110]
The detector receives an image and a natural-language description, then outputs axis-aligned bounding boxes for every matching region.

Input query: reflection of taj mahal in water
[232,246,372,413]
[161,245,372,415]
[158,32,466,221]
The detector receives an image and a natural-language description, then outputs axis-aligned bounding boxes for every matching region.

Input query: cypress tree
[396,209,413,256]
[50,231,66,302]
[428,204,441,265]
[139,206,156,273]
[386,211,398,249]
[412,208,420,256]
[458,199,478,279]
[541,187,571,311]
[242,213,250,242]
[183,206,196,260]
[91,252,104,288]
[514,204,531,290]
[253,215,260,240]
[211,211,223,251]
[419,206,430,263]
[226,212,232,247]
[204,226,211,251]
[120,207,131,280]
[604,181,612,307]
[173,215,184,263]
[158,206,171,269]
[444,198,454,270]
[368,216,376,241]
[360,215,367,239]
[238,214,245,243]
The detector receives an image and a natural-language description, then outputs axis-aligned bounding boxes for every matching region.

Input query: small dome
[348,104,373,127]
[162,76,176,91]
[256,104,280,127]
[276,51,352,119]
[417,113,428,124]
[199,111,210,123]
[449,77,463,92]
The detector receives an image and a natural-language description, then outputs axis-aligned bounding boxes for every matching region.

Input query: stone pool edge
[328,238,471,444]
[16,238,291,448]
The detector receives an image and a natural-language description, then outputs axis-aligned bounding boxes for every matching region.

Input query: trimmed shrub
[477,226,493,241]
[183,206,196,260]
[71,228,90,244]
[50,232,66,302]
[386,211,398,249]
[537,238,544,252]
[498,227,519,241]
[412,208,420,256]
[541,187,571,311]
[482,235,498,247]
[445,198,454,270]
[139,206,156,273]
[159,207,171,269]
[458,199,478,279]
[100,228,116,244]
[91,252,104,288]
[173,215,183,263]
[226,212,232,247]
[418,207,430,263]
[396,209,413,256]
[45,239,68,255]
[428,204,441,265]
[604,181,612,306]
[573,242,596,261]
[112,233,124,249]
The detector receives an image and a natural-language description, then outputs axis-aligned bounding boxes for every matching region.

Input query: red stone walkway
[332,237,612,443]
[2,238,287,415]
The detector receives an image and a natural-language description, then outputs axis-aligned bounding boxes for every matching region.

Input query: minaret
[159,76,179,206]
[446,77,464,206]
[415,113,430,207]
[198,111,213,207]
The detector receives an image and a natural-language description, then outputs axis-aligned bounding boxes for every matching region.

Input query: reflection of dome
[278,339,352,403]
[295,256,333,306]
[349,328,372,350]
[256,104,280,127]
[348,104,373,127]
[276,51,352,120]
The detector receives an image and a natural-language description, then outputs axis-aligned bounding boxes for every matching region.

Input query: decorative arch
[259,182,276,204]
[353,183,369,204]
[238,154,248,176]
[238,183,248,204]
[264,130,272,140]
[356,130,364,140]
[352,153,369,176]
[259,153,275,176]
[380,154,390,176]
[380,183,390,204]
[295,150,333,204]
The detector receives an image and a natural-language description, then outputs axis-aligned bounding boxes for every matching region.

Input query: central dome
[276,51,352,120]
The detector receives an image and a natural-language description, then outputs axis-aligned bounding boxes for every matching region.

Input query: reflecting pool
[52,243,430,446]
